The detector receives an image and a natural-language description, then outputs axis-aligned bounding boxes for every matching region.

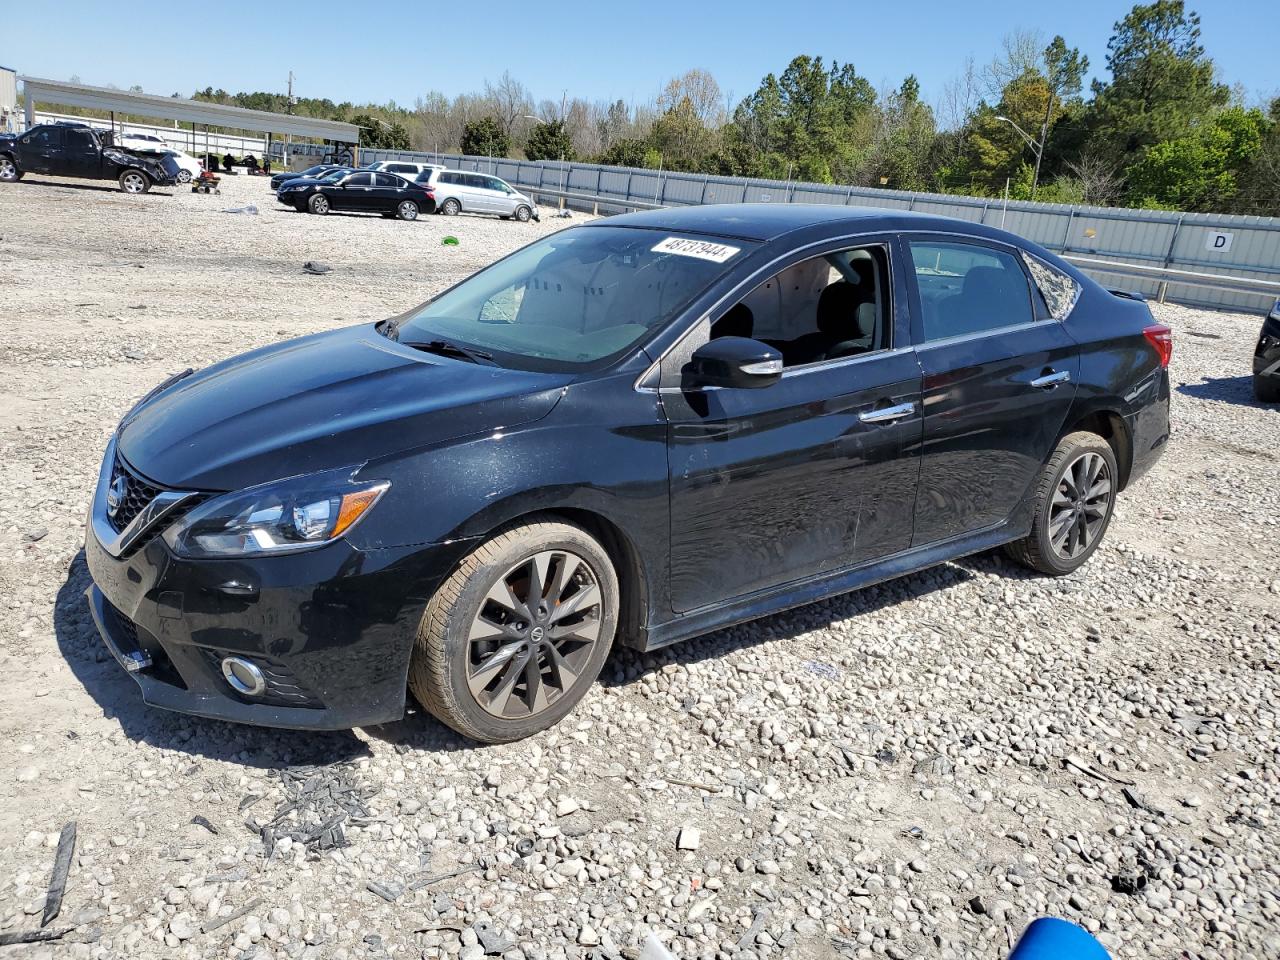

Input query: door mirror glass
[685,337,783,389]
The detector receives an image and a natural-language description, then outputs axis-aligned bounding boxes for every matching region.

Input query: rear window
[1020,252,1081,320]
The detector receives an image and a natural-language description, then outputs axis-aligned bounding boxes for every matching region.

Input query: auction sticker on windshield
[651,237,741,263]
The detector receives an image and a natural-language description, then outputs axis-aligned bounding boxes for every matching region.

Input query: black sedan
[269,163,344,191]
[277,169,435,219]
[83,204,1171,742]
[1253,298,1280,402]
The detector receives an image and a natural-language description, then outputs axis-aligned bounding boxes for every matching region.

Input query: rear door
[904,236,1079,546]
[62,127,101,179]
[372,172,406,211]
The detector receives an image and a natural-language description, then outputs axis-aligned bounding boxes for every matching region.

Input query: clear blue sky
[5,0,1275,112]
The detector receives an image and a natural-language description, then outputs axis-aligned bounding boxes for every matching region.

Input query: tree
[460,116,509,158]
[1088,1,1229,166]
[863,76,937,191]
[1124,106,1264,209]
[524,119,575,161]
[351,113,409,149]
[484,71,532,137]
[597,137,650,168]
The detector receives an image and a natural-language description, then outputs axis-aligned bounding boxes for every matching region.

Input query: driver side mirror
[684,337,783,389]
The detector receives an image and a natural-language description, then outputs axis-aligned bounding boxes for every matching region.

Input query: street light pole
[995,114,1045,200]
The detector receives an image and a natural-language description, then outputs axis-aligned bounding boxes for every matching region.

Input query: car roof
[590,203,989,242]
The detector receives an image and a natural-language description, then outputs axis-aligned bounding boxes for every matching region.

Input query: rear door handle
[1031,370,1071,389]
[859,401,916,424]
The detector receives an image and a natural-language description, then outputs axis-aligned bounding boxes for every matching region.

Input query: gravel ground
[0,172,1278,960]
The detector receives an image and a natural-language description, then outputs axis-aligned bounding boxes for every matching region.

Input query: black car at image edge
[1254,298,1280,403]
[83,203,1172,742]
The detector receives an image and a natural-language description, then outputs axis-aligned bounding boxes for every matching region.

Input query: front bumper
[82,446,470,730]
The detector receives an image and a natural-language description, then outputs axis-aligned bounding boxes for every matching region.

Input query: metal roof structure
[18,76,359,143]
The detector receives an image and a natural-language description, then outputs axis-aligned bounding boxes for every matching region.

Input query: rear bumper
[82,513,470,730]
[1125,368,1171,487]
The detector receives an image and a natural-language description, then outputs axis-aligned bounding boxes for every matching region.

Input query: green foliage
[524,119,575,161]
[460,117,509,158]
[1123,107,1264,210]
[351,113,410,149]
[596,138,651,168]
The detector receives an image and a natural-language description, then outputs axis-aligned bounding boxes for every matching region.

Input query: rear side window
[909,241,1035,341]
[1020,251,1081,320]
[373,173,402,187]
[25,127,62,147]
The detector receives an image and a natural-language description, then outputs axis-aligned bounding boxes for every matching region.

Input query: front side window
[389,227,756,372]
[65,129,96,149]
[709,245,891,367]
[343,173,373,187]
[463,174,488,189]
[909,241,1035,341]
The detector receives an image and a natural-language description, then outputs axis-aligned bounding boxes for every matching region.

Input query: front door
[904,237,1080,545]
[663,239,923,613]
[332,172,374,211]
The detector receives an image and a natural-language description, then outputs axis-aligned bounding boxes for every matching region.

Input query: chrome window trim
[636,231,897,392]
[912,319,1046,350]
[90,437,201,559]
[653,347,914,394]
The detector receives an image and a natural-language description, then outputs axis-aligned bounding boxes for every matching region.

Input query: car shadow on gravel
[55,551,369,770]
[17,178,176,196]
[600,559,985,687]
[1177,375,1273,409]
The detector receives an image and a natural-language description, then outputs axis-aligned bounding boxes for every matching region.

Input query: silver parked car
[424,169,538,221]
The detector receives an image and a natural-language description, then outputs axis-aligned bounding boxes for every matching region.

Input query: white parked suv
[116,132,172,152]
[366,160,445,182]
[424,169,538,221]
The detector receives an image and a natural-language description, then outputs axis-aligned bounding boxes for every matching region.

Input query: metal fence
[294,144,1280,312]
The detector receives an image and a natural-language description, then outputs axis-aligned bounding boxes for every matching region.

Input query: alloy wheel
[0,158,16,181]
[398,200,417,220]
[1048,451,1112,560]
[311,195,329,214]
[121,172,146,193]
[466,550,603,719]
[177,170,192,184]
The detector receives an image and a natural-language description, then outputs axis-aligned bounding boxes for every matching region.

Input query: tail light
[1143,324,1173,368]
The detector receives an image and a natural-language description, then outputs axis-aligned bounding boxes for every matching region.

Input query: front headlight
[163,466,388,559]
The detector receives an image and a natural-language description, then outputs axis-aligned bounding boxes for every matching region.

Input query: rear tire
[441,197,461,216]
[119,170,151,194]
[0,157,21,182]
[1254,375,1280,403]
[408,518,618,743]
[176,169,193,184]
[396,199,419,221]
[1004,431,1118,576]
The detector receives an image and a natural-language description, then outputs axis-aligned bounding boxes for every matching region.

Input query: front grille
[106,601,139,648]
[107,455,161,533]
[101,601,187,689]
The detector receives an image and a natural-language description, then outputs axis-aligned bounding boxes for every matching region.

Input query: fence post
[625,170,634,211]
[1060,210,1076,253]
[700,174,710,204]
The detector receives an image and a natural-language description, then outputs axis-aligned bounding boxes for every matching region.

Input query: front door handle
[1030,370,1071,389]
[859,401,916,424]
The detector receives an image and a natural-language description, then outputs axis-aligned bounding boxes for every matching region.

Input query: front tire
[0,157,21,182]
[515,205,532,222]
[1005,431,1118,576]
[308,193,330,215]
[408,518,619,743]
[119,170,151,194]
[1254,375,1280,403]
[441,197,461,216]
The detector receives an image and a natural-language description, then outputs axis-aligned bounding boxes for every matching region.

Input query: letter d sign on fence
[1205,231,1233,253]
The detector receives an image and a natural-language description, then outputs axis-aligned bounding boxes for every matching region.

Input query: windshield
[388,226,754,372]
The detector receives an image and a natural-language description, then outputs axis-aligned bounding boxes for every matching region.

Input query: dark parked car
[0,123,179,192]
[277,169,434,219]
[1253,298,1280,403]
[84,204,1171,742]
[270,163,344,191]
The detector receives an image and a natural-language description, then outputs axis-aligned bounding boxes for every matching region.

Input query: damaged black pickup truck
[0,122,179,193]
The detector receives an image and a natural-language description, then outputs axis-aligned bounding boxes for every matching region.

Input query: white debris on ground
[0,172,1278,960]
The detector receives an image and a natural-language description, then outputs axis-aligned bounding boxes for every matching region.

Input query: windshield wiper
[403,338,497,365]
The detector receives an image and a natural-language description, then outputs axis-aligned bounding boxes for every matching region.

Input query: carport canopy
[19,76,359,144]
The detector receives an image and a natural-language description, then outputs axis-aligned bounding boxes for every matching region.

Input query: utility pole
[285,71,295,167]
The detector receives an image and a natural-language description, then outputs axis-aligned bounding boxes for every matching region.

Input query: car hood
[116,325,571,490]
[278,176,324,188]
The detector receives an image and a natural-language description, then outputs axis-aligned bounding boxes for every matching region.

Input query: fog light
[221,656,266,697]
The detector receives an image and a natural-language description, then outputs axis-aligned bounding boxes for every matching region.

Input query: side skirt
[640,519,1025,652]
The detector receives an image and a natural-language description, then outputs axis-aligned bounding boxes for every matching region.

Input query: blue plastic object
[1008,918,1111,960]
